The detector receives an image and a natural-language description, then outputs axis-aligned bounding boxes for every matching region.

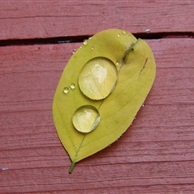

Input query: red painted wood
[0,38,194,193]
[0,0,194,40]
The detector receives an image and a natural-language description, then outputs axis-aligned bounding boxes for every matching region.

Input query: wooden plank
[0,38,194,193]
[0,0,194,40]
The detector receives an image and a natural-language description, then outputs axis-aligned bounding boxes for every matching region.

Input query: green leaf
[52,29,156,173]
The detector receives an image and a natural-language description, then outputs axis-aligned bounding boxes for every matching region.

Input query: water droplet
[63,87,69,94]
[142,104,145,107]
[122,30,127,35]
[78,57,118,100]
[83,40,88,46]
[117,34,121,37]
[91,47,94,50]
[70,83,76,90]
[72,105,100,133]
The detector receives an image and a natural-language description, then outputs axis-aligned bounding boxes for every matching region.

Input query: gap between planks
[0,31,194,47]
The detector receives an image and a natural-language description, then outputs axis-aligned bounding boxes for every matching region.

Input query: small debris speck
[145,29,151,33]
[2,167,9,171]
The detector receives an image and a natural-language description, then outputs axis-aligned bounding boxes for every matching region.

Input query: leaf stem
[69,135,86,174]
[69,161,76,174]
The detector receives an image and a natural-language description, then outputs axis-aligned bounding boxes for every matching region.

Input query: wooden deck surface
[0,1,194,194]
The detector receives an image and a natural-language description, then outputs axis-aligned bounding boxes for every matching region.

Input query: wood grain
[0,0,194,40]
[0,38,194,193]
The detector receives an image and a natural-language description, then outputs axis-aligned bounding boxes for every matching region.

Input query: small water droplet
[122,30,127,35]
[72,105,100,133]
[128,34,132,39]
[70,83,76,90]
[63,87,69,94]
[78,57,118,100]
[117,34,121,37]
[91,47,94,50]
[142,104,145,107]
[83,40,88,46]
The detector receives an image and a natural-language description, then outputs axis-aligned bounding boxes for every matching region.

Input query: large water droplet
[63,87,69,94]
[72,105,100,133]
[78,57,118,100]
